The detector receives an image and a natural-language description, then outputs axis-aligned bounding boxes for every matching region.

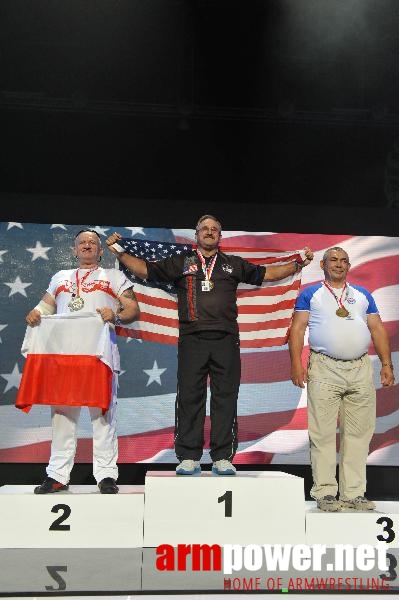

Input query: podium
[143,470,306,546]
[305,500,399,547]
[0,484,144,593]
[0,474,398,593]
[0,484,144,548]
[141,470,306,590]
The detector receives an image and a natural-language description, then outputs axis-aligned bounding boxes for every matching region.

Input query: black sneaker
[98,477,119,494]
[34,477,69,494]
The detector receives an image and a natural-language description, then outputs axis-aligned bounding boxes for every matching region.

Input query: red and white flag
[15,313,116,413]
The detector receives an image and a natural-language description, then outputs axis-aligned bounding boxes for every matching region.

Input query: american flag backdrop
[115,238,304,348]
[0,222,398,465]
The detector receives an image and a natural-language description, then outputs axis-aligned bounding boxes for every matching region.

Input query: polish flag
[15,314,116,413]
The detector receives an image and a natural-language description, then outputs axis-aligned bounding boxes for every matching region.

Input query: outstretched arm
[264,247,314,281]
[288,311,309,388]
[106,232,149,280]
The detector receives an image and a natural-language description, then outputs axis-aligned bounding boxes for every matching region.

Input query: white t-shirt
[294,281,379,360]
[46,267,133,372]
[47,267,132,314]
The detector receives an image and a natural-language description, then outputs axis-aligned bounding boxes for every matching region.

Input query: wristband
[110,242,125,254]
[382,362,394,369]
[34,300,56,315]
[114,313,123,326]
[293,260,304,273]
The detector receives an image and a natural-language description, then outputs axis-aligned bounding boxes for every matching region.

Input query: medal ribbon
[196,250,217,282]
[323,281,347,310]
[74,267,98,298]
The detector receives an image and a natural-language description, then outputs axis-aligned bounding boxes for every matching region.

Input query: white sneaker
[176,459,201,475]
[212,459,236,476]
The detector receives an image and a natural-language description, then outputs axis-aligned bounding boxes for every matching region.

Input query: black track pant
[174,331,241,462]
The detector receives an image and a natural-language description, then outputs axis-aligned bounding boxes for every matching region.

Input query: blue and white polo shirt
[294,282,379,360]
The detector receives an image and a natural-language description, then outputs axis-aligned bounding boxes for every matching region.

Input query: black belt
[310,350,367,362]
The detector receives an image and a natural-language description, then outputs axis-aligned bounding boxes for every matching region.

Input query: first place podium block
[144,470,306,546]
[142,470,306,591]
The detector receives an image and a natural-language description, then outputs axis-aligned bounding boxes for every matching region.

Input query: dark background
[1,0,399,231]
[0,0,398,494]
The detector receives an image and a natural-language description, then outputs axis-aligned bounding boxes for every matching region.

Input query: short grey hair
[322,246,349,262]
[195,214,222,232]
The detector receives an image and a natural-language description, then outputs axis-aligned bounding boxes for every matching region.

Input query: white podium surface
[0,480,398,593]
[143,470,306,546]
[0,485,144,548]
[306,500,399,547]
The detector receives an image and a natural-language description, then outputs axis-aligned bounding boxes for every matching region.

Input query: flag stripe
[237,300,296,314]
[134,289,178,310]
[238,318,292,332]
[16,354,113,412]
[135,310,179,328]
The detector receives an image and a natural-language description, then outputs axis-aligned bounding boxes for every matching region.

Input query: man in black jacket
[106,215,313,475]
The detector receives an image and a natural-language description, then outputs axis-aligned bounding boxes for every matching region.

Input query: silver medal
[68,296,85,311]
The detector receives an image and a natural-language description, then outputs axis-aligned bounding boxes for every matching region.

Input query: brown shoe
[316,495,341,512]
[340,496,375,511]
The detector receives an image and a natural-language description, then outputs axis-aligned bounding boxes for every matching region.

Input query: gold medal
[336,307,349,318]
[68,296,85,311]
[208,280,214,290]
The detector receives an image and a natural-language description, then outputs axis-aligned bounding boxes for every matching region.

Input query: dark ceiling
[2,0,399,211]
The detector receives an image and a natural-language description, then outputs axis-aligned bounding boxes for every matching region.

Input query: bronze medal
[336,307,349,318]
[68,296,85,311]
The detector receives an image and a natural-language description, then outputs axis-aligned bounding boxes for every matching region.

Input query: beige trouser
[307,351,376,500]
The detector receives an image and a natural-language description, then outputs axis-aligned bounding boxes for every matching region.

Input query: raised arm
[288,310,310,388]
[106,232,149,280]
[367,313,395,387]
[264,247,314,281]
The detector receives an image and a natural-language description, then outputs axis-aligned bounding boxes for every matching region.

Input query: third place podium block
[306,500,399,547]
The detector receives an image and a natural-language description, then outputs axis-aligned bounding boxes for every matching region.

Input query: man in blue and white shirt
[289,247,394,512]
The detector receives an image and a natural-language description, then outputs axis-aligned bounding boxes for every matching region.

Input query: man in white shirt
[289,247,394,511]
[24,230,140,494]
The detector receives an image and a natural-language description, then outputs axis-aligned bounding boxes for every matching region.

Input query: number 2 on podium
[49,504,71,531]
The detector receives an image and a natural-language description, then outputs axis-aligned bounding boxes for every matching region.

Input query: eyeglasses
[197,226,221,234]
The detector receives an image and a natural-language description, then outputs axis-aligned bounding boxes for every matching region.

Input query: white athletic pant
[46,377,118,485]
